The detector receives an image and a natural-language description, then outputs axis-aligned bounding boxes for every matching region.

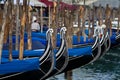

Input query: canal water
[48,46,120,80]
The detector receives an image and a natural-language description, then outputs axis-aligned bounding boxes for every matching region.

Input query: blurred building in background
[62,0,120,8]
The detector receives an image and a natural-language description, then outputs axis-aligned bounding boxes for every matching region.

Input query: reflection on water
[48,46,120,80]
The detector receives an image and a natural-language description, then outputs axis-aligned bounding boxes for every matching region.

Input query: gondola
[0,29,55,80]
[110,30,120,48]
[116,34,120,43]
[3,36,46,50]
[101,24,120,48]
[91,25,111,59]
[98,31,111,58]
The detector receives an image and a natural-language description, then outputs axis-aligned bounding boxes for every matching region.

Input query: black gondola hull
[62,55,93,72]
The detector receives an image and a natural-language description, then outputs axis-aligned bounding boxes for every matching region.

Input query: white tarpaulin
[29,0,47,7]
[12,0,47,7]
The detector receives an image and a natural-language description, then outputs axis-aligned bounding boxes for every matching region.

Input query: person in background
[32,14,37,22]
[31,19,40,32]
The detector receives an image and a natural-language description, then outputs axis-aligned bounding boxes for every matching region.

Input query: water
[48,46,120,80]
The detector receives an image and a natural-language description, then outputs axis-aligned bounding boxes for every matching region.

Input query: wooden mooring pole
[0,1,8,63]
[8,0,14,61]
[19,0,27,60]
[105,4,112,36]
[26,0,32,50]
[40,5,43,33]
[64,9,73,80]
[117,5,120,34]
[15,0,20,50]
[51,1,57,49]
[65,70,72,80]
